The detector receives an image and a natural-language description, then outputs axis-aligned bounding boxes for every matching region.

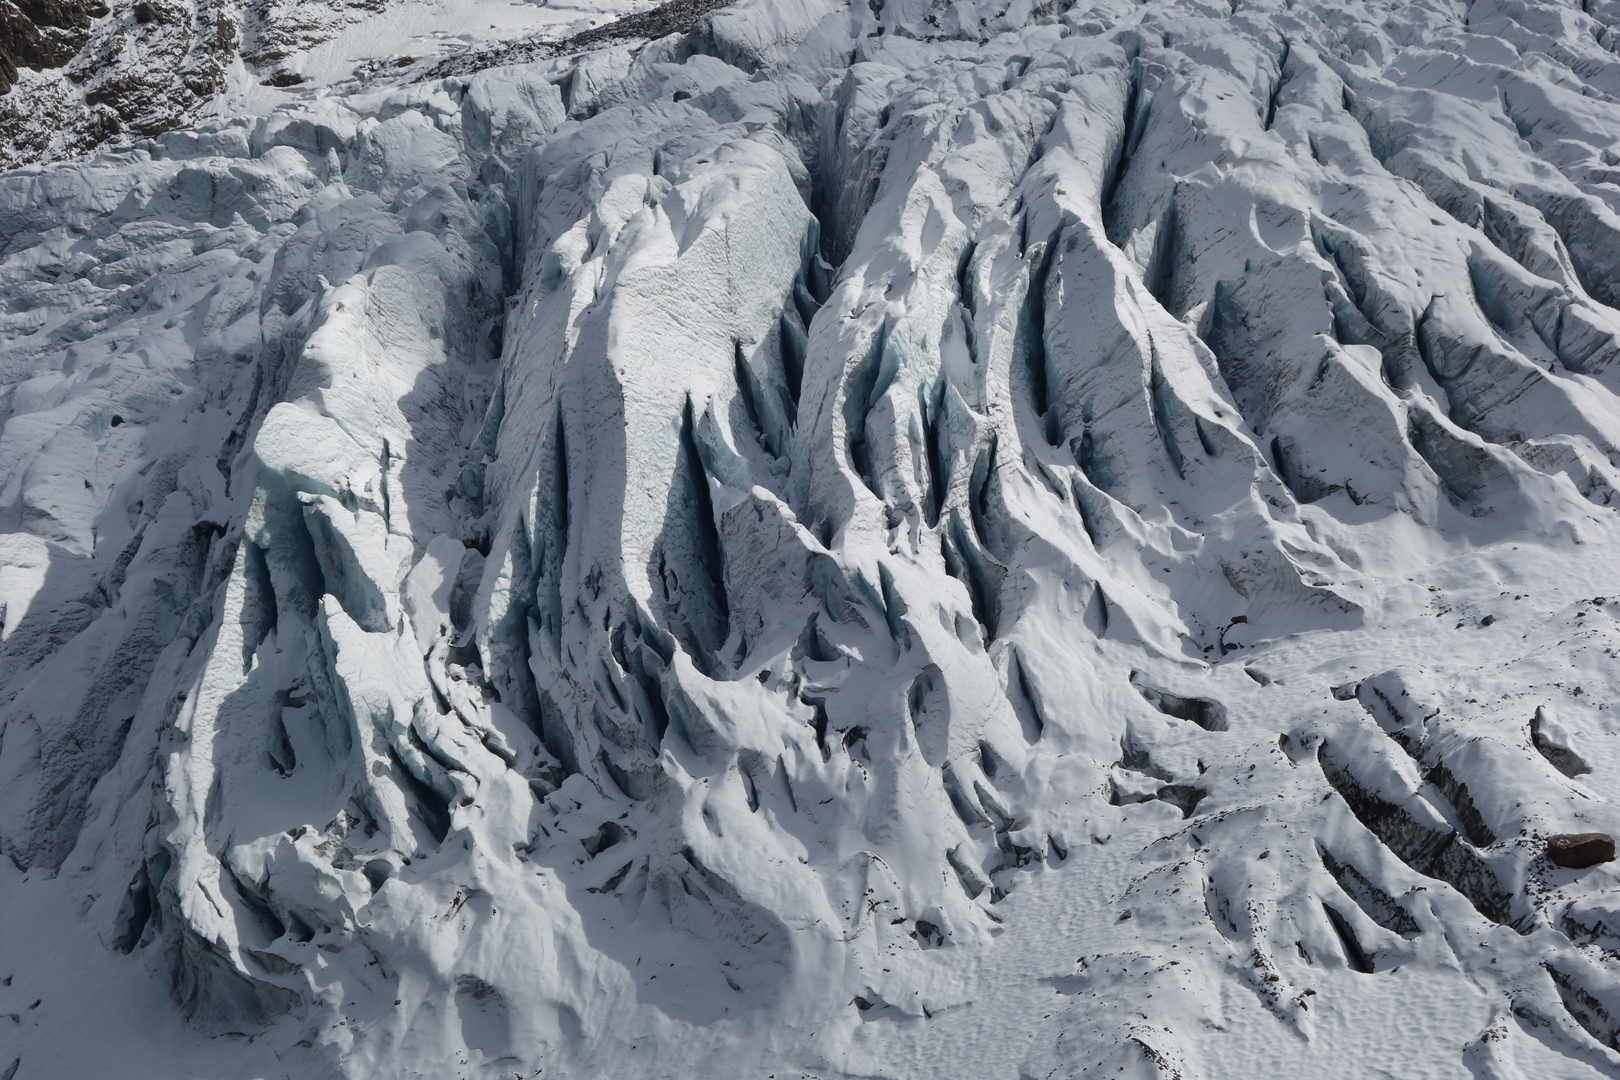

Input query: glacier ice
[5,0,1620,1075]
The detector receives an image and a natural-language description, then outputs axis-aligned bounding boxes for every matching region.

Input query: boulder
[1548,833,1617,869]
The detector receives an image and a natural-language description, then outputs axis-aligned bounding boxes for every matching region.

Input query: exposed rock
[0,0,107,95]
[1533,705,1593,778]
[0,0,241,167]
[1549,834,1617,870]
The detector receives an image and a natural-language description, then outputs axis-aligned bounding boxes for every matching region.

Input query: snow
[4,0,1620,1075]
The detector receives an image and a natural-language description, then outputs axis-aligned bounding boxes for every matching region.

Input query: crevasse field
[4,0,1620,1075]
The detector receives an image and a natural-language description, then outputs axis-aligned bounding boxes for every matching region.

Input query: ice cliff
[5,0,1620,1075]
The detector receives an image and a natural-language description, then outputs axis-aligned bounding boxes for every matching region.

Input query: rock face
[0,0,108,95]
[0,0,246,168]
[3,0,1620,1076]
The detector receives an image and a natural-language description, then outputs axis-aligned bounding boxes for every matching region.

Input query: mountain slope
[0,0,663,169]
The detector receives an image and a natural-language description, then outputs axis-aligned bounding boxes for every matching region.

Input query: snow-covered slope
[5,0,1620,1075]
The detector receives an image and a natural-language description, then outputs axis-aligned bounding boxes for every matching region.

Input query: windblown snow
[5,0,1620,1075]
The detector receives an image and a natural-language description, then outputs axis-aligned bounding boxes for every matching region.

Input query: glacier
[4,0,1620,1075]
